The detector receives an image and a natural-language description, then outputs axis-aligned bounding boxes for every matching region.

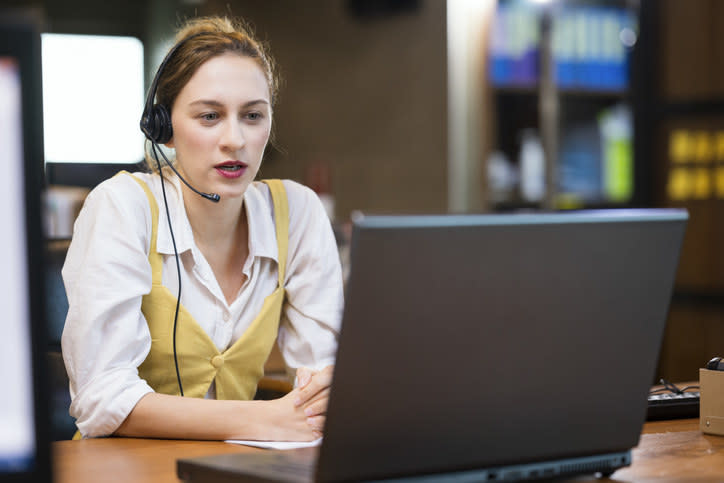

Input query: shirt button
[222,312,230,322]
[211,355,225,368]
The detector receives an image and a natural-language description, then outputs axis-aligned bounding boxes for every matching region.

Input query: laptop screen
[0,13,51,483]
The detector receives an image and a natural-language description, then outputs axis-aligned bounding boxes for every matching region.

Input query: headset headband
[140,32,207,144]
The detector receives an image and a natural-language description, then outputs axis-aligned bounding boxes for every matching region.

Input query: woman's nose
[220,120,245,151]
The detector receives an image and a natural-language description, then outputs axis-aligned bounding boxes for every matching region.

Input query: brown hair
[145,16,279,171]
[159,16,277,110]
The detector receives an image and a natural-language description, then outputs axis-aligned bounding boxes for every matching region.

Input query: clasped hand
[293,365,333,438]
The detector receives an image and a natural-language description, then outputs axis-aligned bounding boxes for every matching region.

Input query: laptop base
[177,449,631,482]
[383,451,631,482]
[178,449,315,483]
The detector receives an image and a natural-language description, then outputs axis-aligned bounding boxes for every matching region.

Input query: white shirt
[61,172,343,437]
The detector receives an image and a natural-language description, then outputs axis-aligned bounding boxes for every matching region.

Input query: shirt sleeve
[277,181,344,377]
[61,175,156,438]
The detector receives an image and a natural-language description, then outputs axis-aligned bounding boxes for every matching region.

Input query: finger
[306,415,326,432]
[295,370,333,406]
[304,387,330,406]
[316,365,334,383]
[286,388,310,413]
[300,366,333,391]
[303,391,330,417]
[295,367,314,388]
[313,366,334,387]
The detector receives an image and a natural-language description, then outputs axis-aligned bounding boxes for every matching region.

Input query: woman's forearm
[113,389,317,441]
[113,372,329,441]
[113,392,269,440]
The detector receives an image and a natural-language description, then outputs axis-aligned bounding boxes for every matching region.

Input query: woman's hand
[261,388,321,441]
[293,365,334,434]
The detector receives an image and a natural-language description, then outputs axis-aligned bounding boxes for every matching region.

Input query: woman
[61,16,343,441]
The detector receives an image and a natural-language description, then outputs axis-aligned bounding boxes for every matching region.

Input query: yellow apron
[73,174,288,439]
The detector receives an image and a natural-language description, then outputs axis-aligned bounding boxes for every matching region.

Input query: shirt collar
[243,181,279,263]
[155,177,278,264]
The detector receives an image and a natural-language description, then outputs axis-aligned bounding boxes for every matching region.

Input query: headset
[140,33,220,203]
[139,32,221,396]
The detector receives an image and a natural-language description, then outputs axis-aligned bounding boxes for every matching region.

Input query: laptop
[178,208,688,482]
[0,12,53,483]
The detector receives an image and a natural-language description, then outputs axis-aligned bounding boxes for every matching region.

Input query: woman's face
[168,52,272,202]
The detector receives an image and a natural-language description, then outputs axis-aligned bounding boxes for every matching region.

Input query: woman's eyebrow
[242,99,270,108]
[189,99,224,108]
[189,99,269,108]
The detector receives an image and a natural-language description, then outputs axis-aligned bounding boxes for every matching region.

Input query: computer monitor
[0,12,52,483]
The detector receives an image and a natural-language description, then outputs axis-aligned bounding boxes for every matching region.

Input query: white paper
[224,437,322,450]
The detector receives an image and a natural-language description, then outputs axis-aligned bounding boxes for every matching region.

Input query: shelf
[494,86,628,98]
[493,86,538,95]
[559,88,629,99]
[657,100,724,117]
[491,199,635,213]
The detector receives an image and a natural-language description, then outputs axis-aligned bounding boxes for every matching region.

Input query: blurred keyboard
[647,390,700,421]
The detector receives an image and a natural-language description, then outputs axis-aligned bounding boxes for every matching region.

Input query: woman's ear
[164,138,174,149]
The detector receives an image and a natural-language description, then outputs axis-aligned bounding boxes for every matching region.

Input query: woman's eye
[200,113,218,122]
[245,112,263,121]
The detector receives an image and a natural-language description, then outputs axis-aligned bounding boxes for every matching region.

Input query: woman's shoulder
[71,171,156,246]
[253,179,325,218]
[85,170,157,212]
[250,178,315,205]
[251,178,313,197]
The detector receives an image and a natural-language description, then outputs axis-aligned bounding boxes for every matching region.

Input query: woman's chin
[215,185,249,202]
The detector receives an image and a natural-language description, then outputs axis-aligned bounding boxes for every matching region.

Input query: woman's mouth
[214,161,247,179]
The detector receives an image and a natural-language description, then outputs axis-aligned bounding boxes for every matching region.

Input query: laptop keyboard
[647,391,700,420]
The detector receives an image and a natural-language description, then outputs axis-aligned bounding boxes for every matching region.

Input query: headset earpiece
[141,104,173,145]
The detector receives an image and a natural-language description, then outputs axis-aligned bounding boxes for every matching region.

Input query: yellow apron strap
[262,179,289,284]
[117,171,162,285]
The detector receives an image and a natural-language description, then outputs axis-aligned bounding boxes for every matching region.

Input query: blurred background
[1,0,723,386]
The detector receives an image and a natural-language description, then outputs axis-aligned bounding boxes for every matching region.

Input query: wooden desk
[53,437,259,483]
[53,419,724,483]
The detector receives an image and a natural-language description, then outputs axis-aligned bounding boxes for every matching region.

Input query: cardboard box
[700,368,724,435]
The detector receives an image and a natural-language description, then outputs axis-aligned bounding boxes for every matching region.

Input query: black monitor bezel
[0,12,53,483]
